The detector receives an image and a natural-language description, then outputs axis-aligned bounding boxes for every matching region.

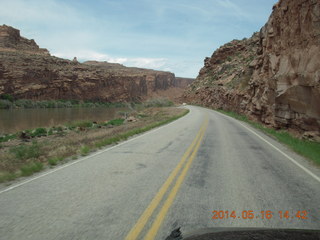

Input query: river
[0,107,129,134]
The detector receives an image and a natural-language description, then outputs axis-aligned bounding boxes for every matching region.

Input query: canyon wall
[0,25,177,102]
[184,0,320,138]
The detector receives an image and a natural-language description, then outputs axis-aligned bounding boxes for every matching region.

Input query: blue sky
[0,0,278,78]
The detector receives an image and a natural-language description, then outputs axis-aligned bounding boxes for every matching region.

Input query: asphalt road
[0,105,319,240]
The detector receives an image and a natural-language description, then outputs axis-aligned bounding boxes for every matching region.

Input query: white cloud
[52,50,200,77]
[53,50,168,71]
[0,0,83,25]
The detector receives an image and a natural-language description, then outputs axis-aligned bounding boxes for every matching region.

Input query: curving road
[0,105,319,240]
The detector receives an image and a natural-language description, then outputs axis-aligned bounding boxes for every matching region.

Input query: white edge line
[211,109,320,183]
[0,109,190,195]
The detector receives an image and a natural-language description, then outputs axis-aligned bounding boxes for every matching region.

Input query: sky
[0,0,278,78]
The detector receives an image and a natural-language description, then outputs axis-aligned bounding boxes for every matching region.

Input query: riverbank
[0,95,174,109]
[0,107,188,183]
[0,98,175,134]
[0,95,126,109]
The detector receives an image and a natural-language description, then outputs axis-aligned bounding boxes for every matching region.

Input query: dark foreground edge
[166,227,320,240]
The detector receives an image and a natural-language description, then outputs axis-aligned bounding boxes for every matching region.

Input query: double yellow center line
[125,117,209,240]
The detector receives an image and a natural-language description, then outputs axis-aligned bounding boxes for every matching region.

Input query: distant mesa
[0,24,50,55]
[0,25,194,103]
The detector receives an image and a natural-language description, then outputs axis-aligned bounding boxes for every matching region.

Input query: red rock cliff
[184,0,320,137]
[0,25,176,102]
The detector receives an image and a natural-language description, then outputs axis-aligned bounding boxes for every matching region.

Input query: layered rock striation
[0,25,178,102]
[184,0,320,136]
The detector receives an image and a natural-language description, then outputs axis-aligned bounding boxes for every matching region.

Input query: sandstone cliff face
[184,0,320,137]
[175,77,194,88]
[0,25,177,102]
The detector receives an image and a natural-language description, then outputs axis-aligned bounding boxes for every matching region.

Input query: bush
[0,94,14,102]
[14,99,35,108]
[31,128,47,137]
[0,99,12,109]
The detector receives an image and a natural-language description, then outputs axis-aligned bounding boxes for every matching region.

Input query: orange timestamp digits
[212,210,308,220]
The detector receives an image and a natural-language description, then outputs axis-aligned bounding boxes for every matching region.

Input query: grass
[143,98,174,107]
[216,109,320,165]
[0,134,17,143]
[80,145,91,156]
[20,162,43,176]
[0,172,17,182]
[48,156,64,166]
[94,110,189,149]
[67,121,93,130]
[105,118,125,126]
[31,128,47,137]
[9,141,41,160]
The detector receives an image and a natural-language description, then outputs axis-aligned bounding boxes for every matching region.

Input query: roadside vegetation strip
[94,110,189,149]
[0,108,189,184]
[216,109,320,165]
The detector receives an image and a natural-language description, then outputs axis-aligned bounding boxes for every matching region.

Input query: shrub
[31,128,47,137]
[0,94,14,102]
[0,99,12,109]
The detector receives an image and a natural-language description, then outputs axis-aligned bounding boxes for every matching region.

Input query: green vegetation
[105,118,125,126]
[0,96,126,109]
[67,121,93,130]
[80,145,90,156]
[20,162,43,176]
[10,141,41,160]
[143,98,174,107]
[95,110,189,149]
[48,156,64,166]
[0,134,17,143]
[31,128,47,137]
[217,109,320,165]
[0,94,14,102]
[0,172,17,182]
[0,118,126,144]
